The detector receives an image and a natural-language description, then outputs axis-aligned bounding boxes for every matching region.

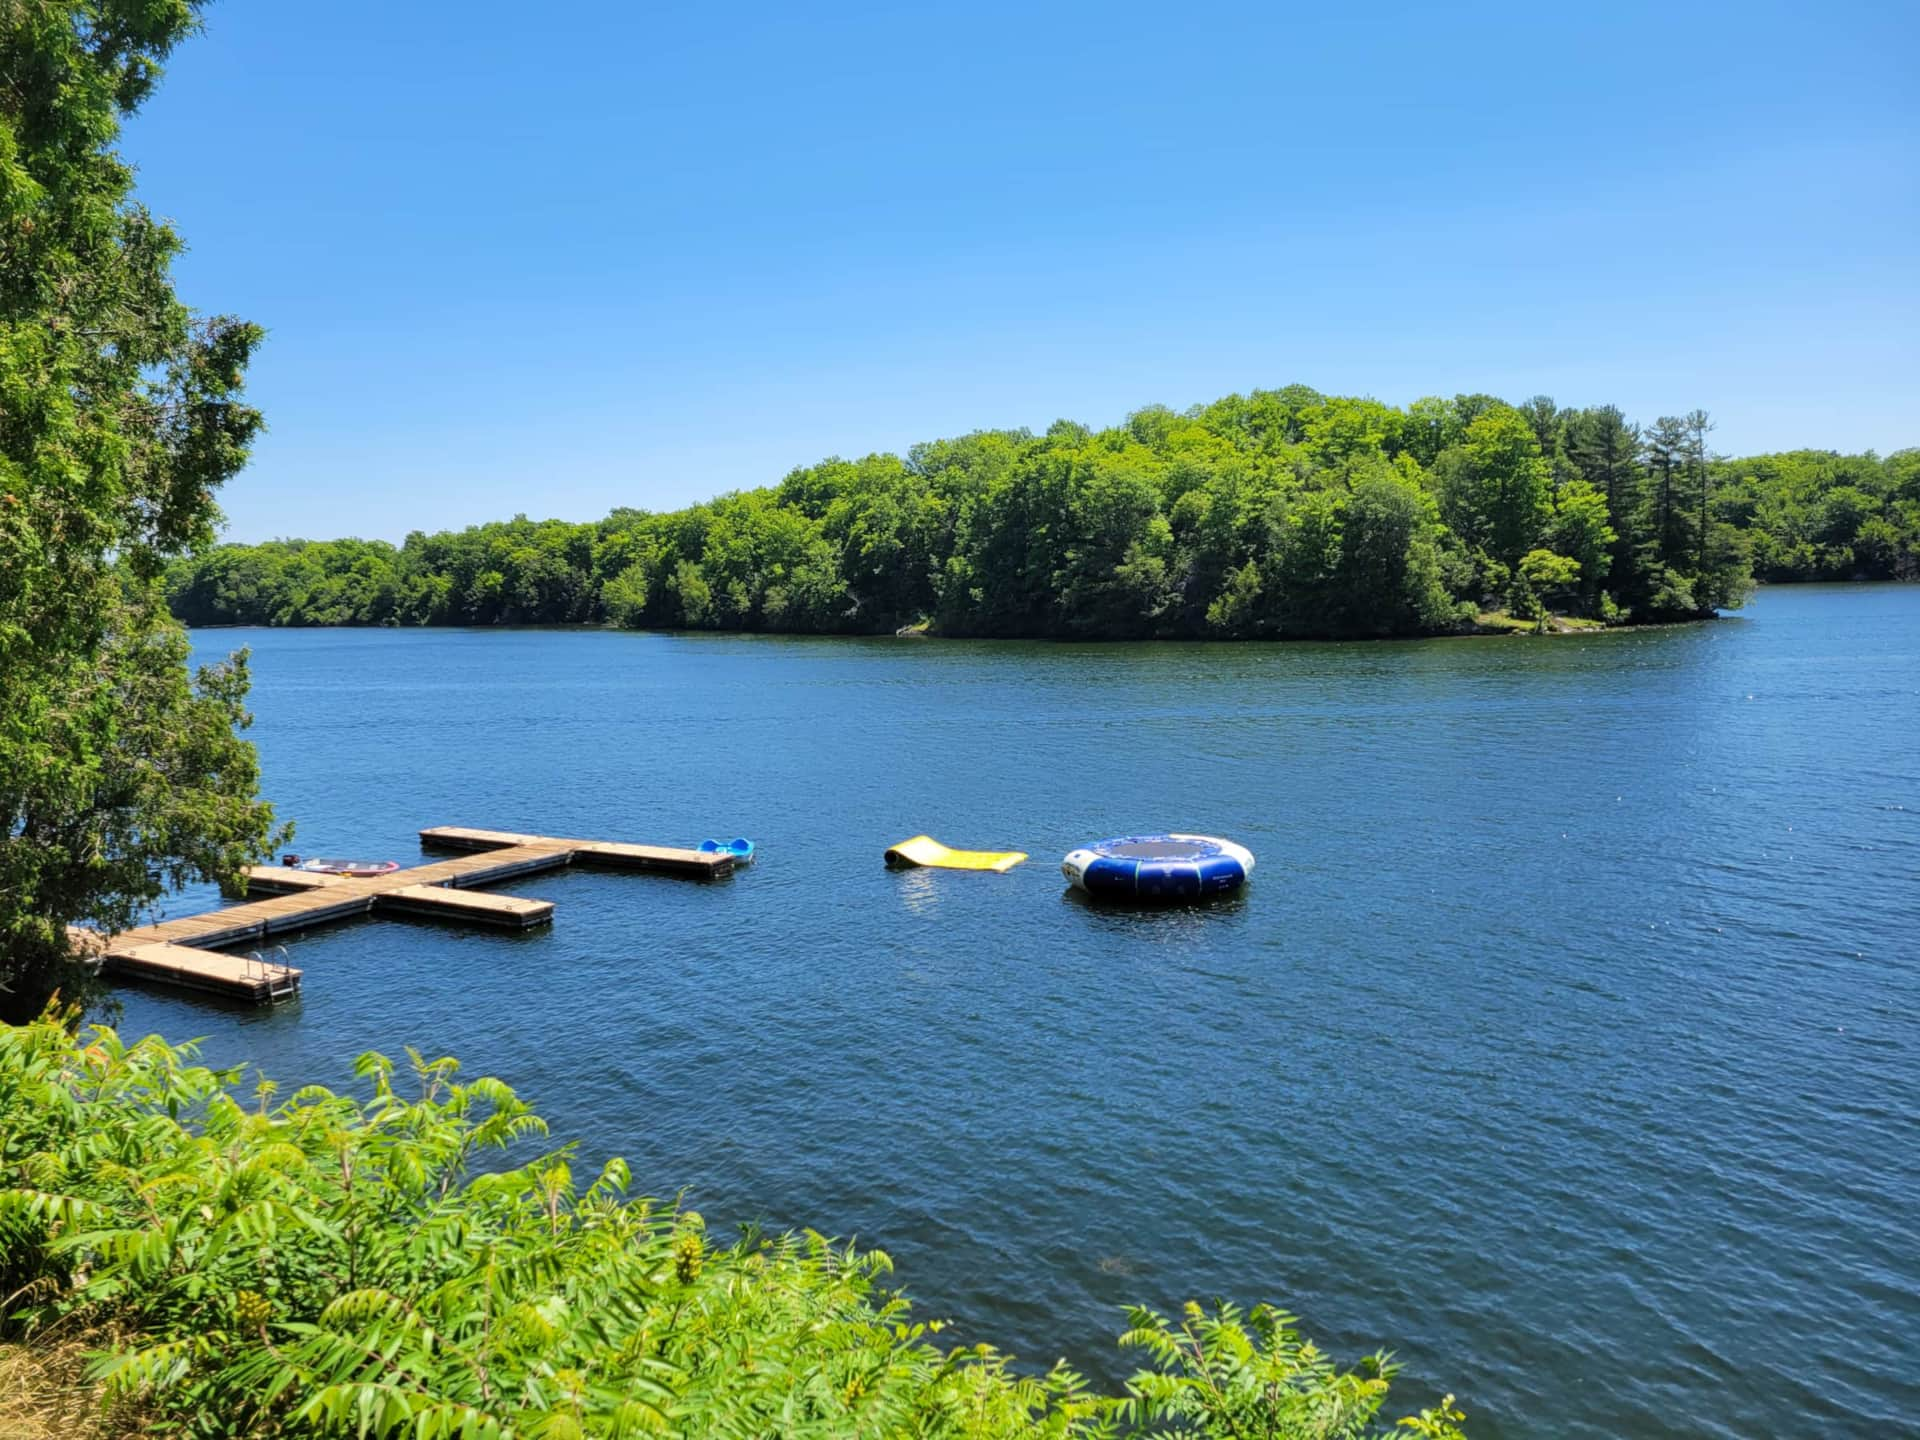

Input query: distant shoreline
[181,609,1740,641]
[168,391,1920,641]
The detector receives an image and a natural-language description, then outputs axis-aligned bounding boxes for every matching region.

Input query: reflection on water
[893,868,945,915]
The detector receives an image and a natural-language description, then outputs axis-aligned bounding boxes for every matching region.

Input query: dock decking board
[378,883,554,928]
[103,941,301,1004]
[81,824,731,1004]
[419,826,731,878]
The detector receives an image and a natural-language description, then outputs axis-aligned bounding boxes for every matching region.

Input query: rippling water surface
[123,584,1919,1438]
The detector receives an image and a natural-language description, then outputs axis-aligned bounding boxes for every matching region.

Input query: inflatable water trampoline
[1062,834,1253,902]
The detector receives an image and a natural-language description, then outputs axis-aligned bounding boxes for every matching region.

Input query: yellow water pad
[883,835,1028,872]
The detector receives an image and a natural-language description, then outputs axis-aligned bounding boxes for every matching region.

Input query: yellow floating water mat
[884,835,1028,872]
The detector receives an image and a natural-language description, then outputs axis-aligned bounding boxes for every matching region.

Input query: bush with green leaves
[0,1018,1468,1438]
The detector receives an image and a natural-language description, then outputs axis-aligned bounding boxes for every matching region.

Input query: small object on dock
[884,835,1028,873]
[699,837,755,865]
[1062,834,1253,903]
[295,857,401,878]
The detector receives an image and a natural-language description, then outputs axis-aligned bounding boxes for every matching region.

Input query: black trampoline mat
[1105,839,1210,859]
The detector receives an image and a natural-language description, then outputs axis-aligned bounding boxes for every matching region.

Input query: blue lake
[119,583,1920,1438]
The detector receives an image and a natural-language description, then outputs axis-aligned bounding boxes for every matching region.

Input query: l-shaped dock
[80,826,733,1004]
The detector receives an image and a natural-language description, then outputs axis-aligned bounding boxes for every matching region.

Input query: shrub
[0,1019,1468,1439]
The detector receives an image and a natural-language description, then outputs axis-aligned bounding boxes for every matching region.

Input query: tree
[601,561,650,626]
[1435,406,1553,569]
[1270,490,1345,633]
[1331,466,1457,634]
[0,1,282,1019]
[1545,479,1616,611]
[1686,409,1716,572]
[1645,415,1691,568]
[1697,522,1755,612]
[1564,404,1645,602]
[1400,395,1465,467]
[1517,548,1581,616]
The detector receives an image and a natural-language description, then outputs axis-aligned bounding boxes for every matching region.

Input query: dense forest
[168,388,1919,639]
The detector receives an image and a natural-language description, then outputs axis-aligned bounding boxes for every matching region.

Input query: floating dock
[81,826,733,1004]
[417,826,732,877]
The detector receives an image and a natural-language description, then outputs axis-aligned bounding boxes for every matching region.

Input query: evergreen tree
[1565,408,1641,534]
[1645,415,1691,569]
[1565,405,1647,609]
[1687,408,1716,572]
[1518,395,1576,498]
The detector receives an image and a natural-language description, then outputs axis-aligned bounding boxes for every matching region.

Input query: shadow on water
[102,972,303,1018]
[1057,885,1252,919]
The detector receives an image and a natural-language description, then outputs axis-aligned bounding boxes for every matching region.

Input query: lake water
[120,584,1919,1439]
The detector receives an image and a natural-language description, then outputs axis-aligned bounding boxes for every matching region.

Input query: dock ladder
[244,946,302,1004]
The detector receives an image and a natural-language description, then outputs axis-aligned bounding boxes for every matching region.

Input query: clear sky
[125,0,1918,544]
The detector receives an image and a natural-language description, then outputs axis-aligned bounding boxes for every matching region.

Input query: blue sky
[127,0,1918,543]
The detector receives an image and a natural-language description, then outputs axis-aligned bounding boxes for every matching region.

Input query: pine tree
[1645,416,1691,570]
[1565,405,1645,605]
[1519,395,1577,501]
[1686,409,1716,572]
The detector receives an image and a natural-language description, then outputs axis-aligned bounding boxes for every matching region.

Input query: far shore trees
[167,391,1918,641]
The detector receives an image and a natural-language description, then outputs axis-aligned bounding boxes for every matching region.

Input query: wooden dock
[417,826,731,877]
[81,825,734,1004]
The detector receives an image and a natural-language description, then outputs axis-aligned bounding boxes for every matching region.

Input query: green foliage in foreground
[0,1019,1467,1439]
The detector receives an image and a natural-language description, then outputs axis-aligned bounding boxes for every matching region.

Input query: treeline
[168,388,1920,638]
[1713,448,1920,581]
[0,1017,1470,1439]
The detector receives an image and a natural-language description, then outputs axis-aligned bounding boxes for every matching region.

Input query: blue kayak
[699,837,755,865]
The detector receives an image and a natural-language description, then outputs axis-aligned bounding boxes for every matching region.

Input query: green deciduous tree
[1,0,282,1020]
[1434,406,1553,571]
[1545,479,1616,611]
[1330,466,1459,634]
[1517,548,1581,616]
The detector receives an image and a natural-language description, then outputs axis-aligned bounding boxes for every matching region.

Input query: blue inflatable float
[1062,833,1253,902]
